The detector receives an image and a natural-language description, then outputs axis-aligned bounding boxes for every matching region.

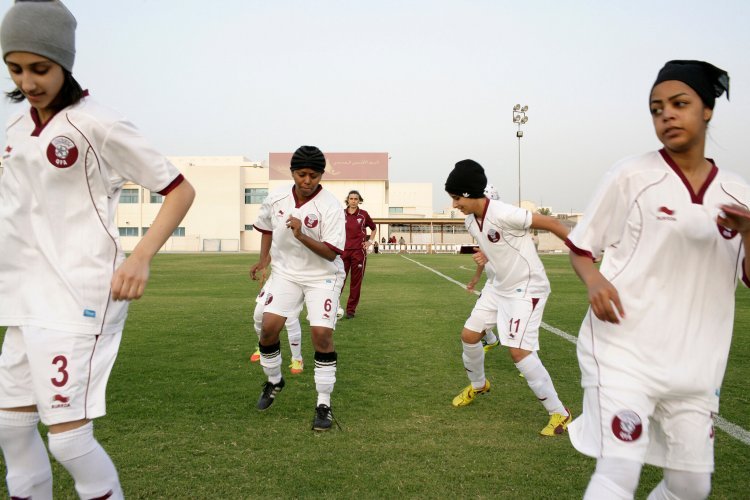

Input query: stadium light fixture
[512,104,529,207]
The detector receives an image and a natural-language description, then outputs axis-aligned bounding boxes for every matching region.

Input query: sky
[1,0,749,213]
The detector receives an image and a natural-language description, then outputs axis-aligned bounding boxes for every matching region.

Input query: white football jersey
[0,96,183,335]
[567,150,749,411]
[465,199,550,297]
[254,184,346,289]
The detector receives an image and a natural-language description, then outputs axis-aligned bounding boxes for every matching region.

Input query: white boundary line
[402,254,750,447]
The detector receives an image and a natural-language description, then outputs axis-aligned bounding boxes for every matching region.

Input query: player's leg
[499,296,570,434]
[285,316,304,374]
[26,328,123,499]
[453,296,495,407]
[256,277,303,410]
[645,400,713,500]
[482,327,499,351]
[571,386,656,499]
[584,457,642,500]
[0,327,53,499]
[305,287,340,431]
[345,250,365,318]
[250,297,264,363]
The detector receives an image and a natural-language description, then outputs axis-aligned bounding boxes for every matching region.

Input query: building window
[389,207,404,214]
[245,188,268,204]
[244,225,254,231]
[172,227,185,237]
[150,192,163,204]
[141,227,149,236]
[118,227,138,236]
[120,188,139,204]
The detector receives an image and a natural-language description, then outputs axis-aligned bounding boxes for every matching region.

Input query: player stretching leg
[249,146,346,431]
[446,160,572,436]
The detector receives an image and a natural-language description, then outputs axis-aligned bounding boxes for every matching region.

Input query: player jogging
[566,60,749,499]
[250,145,346,431]
[0,2,195,497]
[341,190,377,319]
[445,160,572,436]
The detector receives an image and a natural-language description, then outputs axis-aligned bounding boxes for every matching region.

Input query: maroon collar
[29,89,89,137]
[659,149,717,204]
[292,184,323,208]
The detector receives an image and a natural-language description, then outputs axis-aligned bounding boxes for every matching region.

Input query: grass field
[0,253,748,499]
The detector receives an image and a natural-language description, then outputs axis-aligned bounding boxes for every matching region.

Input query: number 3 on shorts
[51,354,69,387]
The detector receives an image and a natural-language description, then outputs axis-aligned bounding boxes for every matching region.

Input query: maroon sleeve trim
[565,238,595,261]
[157,174,185,195]
[253,225,272,235]
[742,258,750,288]
[325,242,344,255]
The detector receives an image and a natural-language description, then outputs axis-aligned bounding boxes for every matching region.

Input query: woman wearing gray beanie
[0,1,195,498]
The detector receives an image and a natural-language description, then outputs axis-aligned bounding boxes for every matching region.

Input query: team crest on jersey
[487,229,501,243]
[264,293,273,306]
[717,224,737,240]
[656,206,676,221]
[304,214,319,228]
[46,136,78,168]
[51,394,71,409]
[611,410,643,442]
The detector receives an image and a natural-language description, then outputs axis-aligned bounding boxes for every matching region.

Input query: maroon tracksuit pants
[342,248,367,315]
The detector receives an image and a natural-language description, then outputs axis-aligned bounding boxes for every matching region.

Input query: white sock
[483,329,498,345]
[259,342,283,384]
[0,410,52,500]
[47,422,123,500]
[647,470,712,500]
[515,354,566,415]
[314,351,337,406]
[462,341,486,389]
[584,457,642,500]
[286,317,303,361]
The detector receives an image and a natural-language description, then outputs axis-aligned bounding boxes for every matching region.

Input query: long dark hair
[6,69,84,111]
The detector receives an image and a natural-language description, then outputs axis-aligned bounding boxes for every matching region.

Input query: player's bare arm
[250,233,272,281]
[466,263,484,292]
[530,213,570,241]
[569,252,625,324]
[111,179,195,301]
[718,204,750,279]
[287,216,338,262]
[472,249,488,266]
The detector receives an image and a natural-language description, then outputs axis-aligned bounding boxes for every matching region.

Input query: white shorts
[568,386,715,473]
[497,295,547,351]
[0,326,121,425]
[263,276,340,329]
[464,286,499,333]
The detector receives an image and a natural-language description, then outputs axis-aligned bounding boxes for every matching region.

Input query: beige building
[116,153,435,253]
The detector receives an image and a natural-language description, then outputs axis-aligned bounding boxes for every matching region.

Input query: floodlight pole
[512,104,528,208]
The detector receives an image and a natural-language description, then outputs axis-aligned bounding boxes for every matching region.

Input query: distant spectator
[342,190,376,319]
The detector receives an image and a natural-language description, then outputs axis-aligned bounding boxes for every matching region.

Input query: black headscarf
[290,145,326,172]
[652,60,729,109]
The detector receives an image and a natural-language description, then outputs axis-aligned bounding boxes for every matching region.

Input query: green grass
[0,253,748,498]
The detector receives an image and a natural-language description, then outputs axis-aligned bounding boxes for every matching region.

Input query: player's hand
[249,260,269,281]
[111,253,150,301]
[286,215,302,238]
[587,275,625,324]
[472,249,488,266]
[718,204,750,235]
[466,277,480,292]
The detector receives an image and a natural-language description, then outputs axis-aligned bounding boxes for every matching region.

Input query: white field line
[402,255,750,447]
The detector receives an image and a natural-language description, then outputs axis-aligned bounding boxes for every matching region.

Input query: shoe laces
[316,405,342,430]
[261,381,277,397]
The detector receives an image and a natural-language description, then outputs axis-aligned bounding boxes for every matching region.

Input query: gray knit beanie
[1,0,77,72]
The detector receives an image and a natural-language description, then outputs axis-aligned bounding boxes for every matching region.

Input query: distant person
[389,235,397,244]
[567,60,748,500]
[250,145,345,431]
[373,241,379,254]
[445,160,572,437]
[0,1,195,497]
[341,190,376,319]
[381,236,386,244]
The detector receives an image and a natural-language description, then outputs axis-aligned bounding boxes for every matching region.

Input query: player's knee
[585,457,641,498]
[508,347,530,363]
[47,422,97,464]
[663,470,711,500]
[460,328,483,344]
[311,328,333,351]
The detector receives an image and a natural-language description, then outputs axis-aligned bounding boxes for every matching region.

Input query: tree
[537,207,552,216]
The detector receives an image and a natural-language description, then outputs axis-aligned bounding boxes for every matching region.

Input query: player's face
[650,80,711,154]
[292,168,322,200]
[449,194,481,216]
[5,52,65,123]
[346,194,361,209]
